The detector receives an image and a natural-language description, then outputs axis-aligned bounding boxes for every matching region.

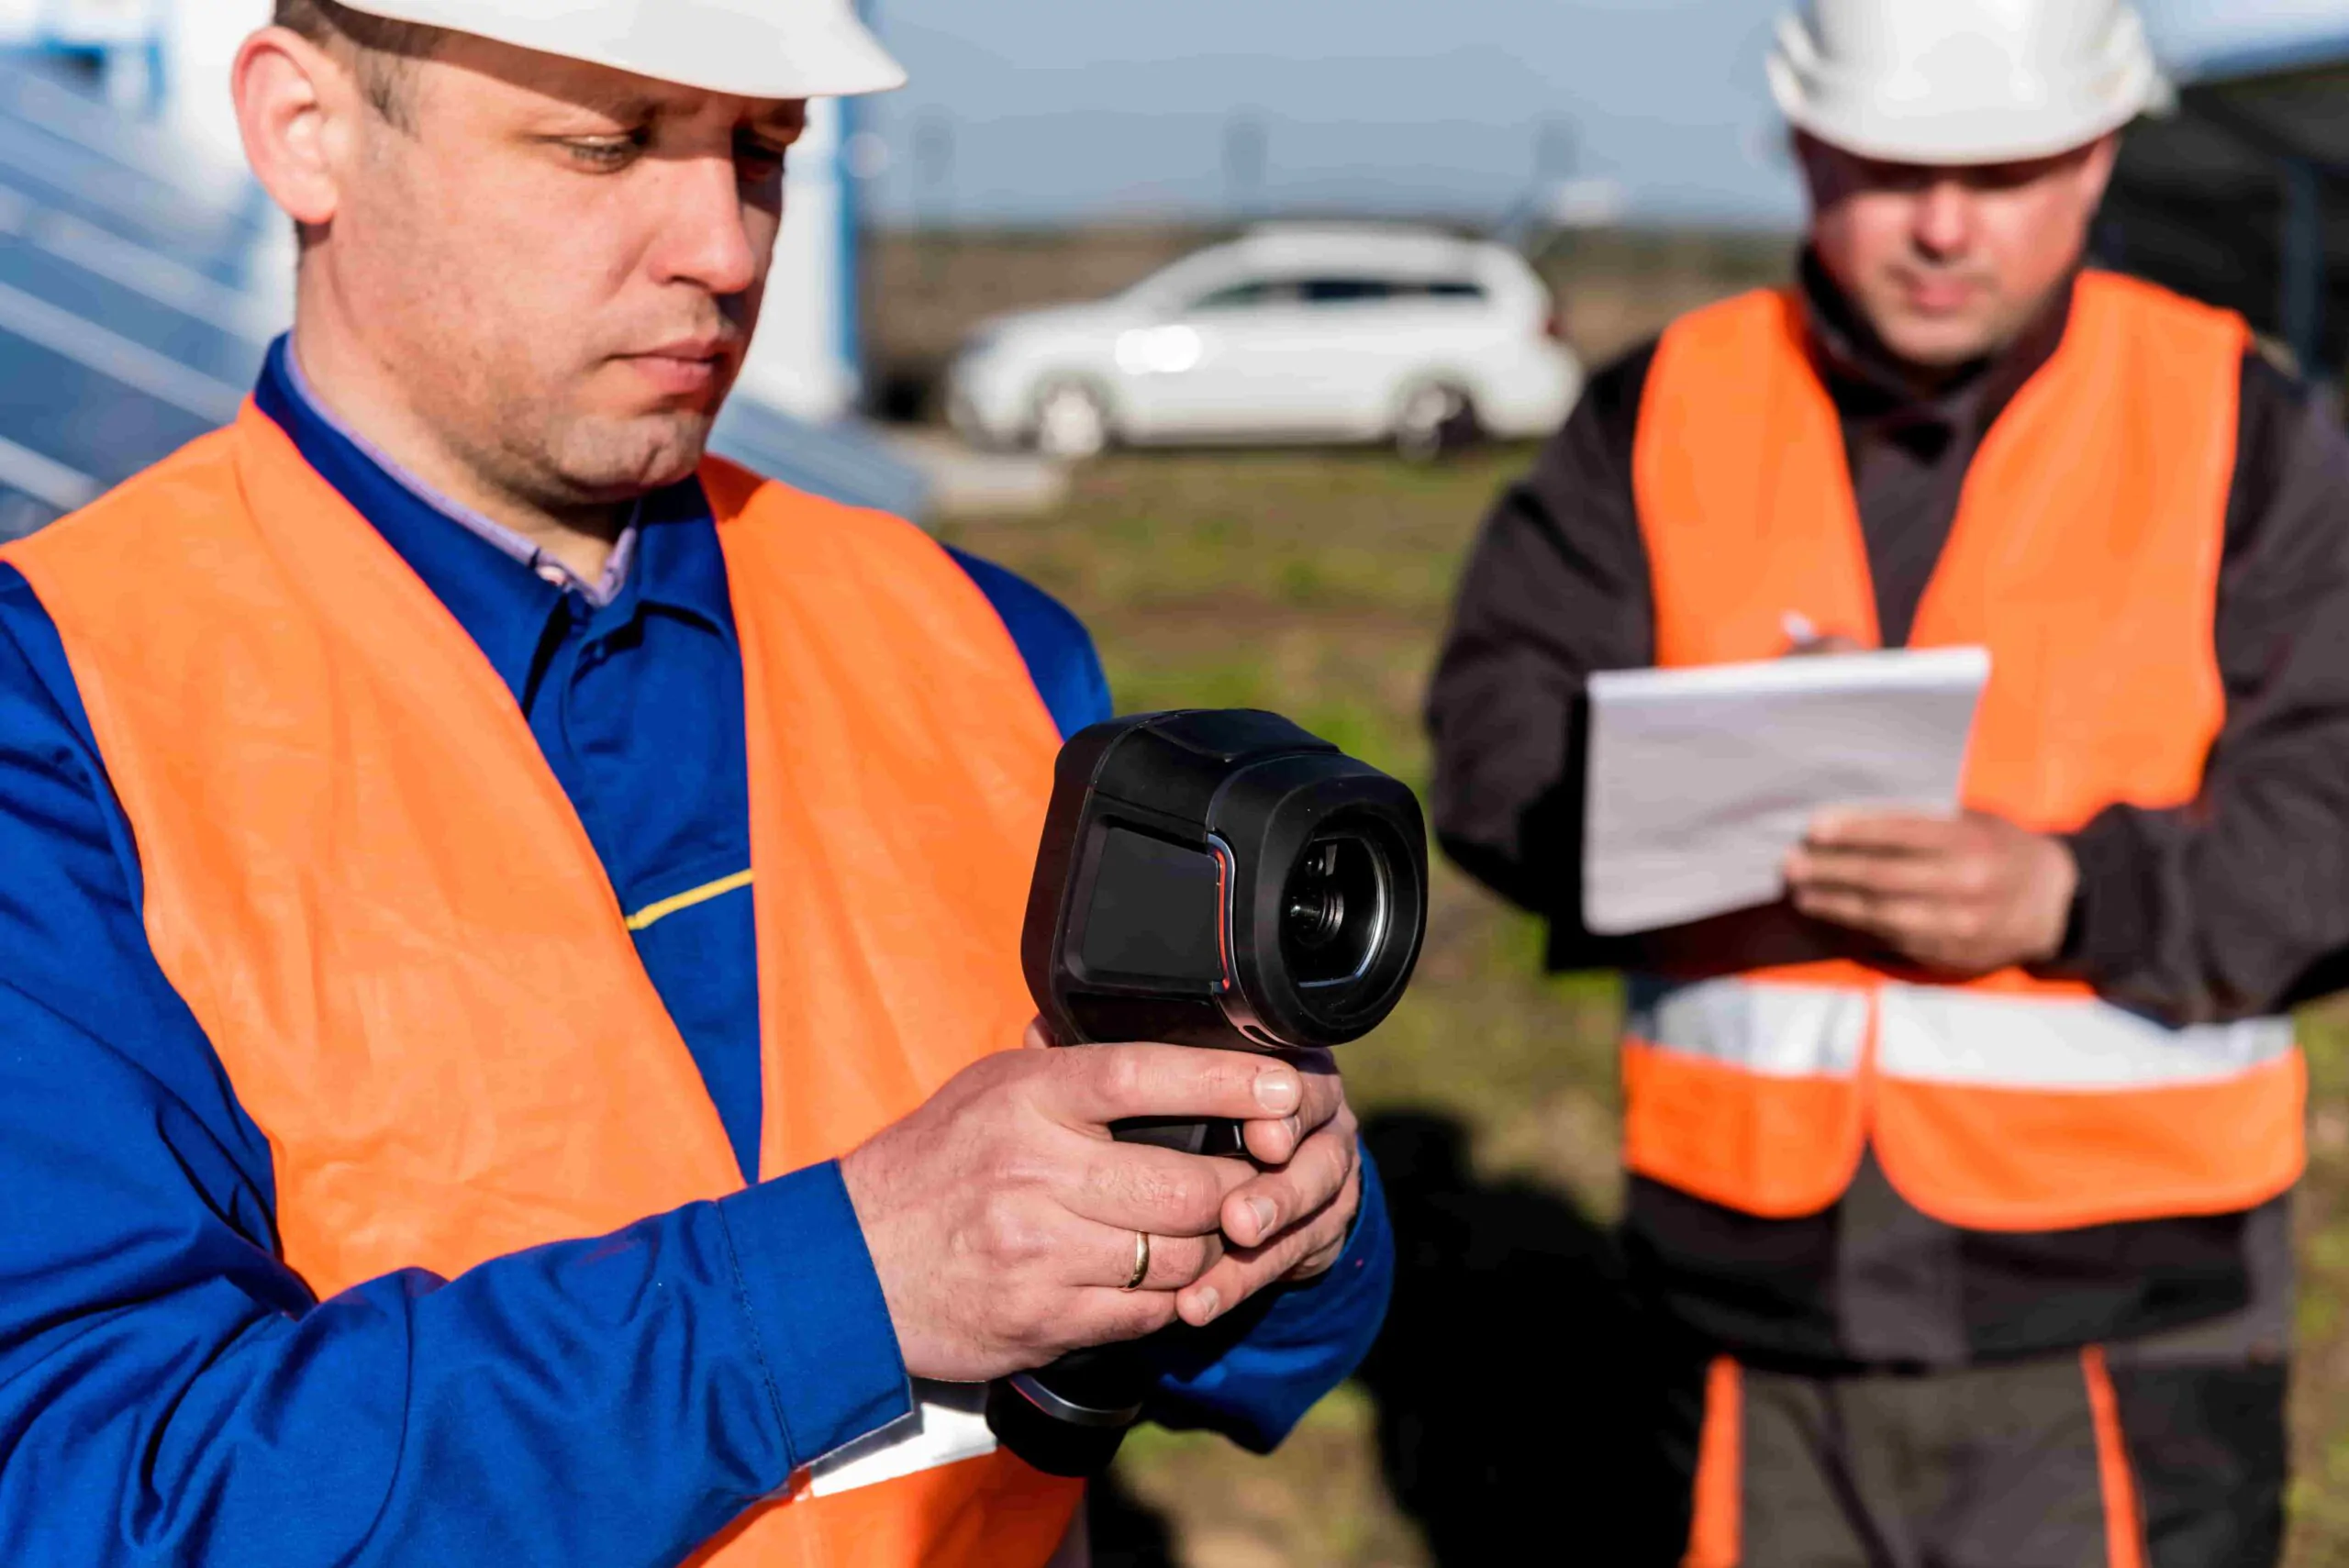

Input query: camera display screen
[1075,826,1226,984]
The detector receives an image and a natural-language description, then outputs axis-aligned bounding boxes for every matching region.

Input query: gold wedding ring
[1120,1229,1151,1291]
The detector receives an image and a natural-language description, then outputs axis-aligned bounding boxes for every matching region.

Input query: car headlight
[1114,325,1202,375]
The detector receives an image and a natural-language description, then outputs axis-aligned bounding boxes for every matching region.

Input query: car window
[1298,277,1397,305]
[1190,279,1297,312]
[1187,273,1489,311]
[1288,276,1488,306]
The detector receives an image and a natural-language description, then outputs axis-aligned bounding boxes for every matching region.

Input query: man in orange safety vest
[1431,1,2349,1562]
[0,4,1393,1565]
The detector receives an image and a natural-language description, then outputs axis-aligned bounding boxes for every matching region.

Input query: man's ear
[2074,131,2122,212]
[1791,128,1848,215]
[234,27,357,232]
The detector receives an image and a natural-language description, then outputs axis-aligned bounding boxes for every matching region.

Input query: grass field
[936,443,2349,1567]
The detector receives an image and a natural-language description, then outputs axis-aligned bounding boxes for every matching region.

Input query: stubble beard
[543,406,721,501]
[445,387,727,519]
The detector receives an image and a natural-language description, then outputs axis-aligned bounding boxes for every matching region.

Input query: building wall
[737,95,862,422]
[161,0,259,178]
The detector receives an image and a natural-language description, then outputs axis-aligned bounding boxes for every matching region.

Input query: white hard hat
[1767,0,2167,165]
[328,0,906,99]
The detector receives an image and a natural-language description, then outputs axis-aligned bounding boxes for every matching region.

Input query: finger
[1058,1286,1183,1352]
[1793,886,1984,973]
[1066,1219,1220,1291]
[1023,1017,1057,1051]
[1788,882,1898,932]
[1804,810,1964,853]
[1286,1228,1350,1283]
[1785,846,1965,900]
[1786,633,1864,657]
[1048,1044,1302,1130]
[1241,1052,1344,1167]
[1242,1054,1344,1164]
[1242,1113,1304,1166]
[1222,1121,1356,1250]
[1178,1179,1359,1327]
[1063,1134,1257,1235]
[1284,1194,1358,1283]
[1791,884,1948,944]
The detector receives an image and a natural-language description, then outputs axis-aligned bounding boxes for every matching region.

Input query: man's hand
[1174,1049,1362,1329]
[837,1033,1311,1383]
[1783,808,2077,976]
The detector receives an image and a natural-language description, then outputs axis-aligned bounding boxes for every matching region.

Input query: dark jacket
[1427,261,2349,1367]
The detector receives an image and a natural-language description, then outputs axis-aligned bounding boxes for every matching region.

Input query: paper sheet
[1581,647,1991,936]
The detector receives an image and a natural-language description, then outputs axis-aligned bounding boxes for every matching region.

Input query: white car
[945,225,1585,460]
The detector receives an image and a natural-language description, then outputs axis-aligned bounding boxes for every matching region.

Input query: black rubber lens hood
[1020,709,1427,1053]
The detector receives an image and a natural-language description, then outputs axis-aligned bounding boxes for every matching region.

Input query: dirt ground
[936,444,2349,1567]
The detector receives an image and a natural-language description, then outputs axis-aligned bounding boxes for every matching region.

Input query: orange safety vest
[2,406,1084,1567]
[1621,271,2305,1234]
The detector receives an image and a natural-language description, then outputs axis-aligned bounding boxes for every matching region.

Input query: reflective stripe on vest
[1878,986,2294,1087]
[1627,975,1867,1078]
[1622,272,2305,1231]
[2,406,1082,1567]
[1632,974,2296,1088]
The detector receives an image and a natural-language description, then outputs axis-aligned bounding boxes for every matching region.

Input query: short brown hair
[273,0,447,129]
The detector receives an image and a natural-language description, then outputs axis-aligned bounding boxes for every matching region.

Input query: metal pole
[1224,113,1267,222]
[2280,154,2326,376]
[835,94,864,403]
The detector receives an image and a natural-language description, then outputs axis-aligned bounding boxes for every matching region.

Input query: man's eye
[566,134,646,171]
[736,136,790,178]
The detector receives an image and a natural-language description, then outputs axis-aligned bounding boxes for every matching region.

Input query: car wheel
[1392,381,1480,463]
[1031,380,1114,462]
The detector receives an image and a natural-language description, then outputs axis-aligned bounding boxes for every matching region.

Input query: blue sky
[855,0,2349,229]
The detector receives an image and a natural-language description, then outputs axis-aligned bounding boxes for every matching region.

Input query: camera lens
[1278,830,1389,987]
[1284,844,1349,951]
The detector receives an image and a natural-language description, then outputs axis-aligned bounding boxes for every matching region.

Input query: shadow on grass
[1087,1469,1181,1568]
[1357,1111,1704,1567]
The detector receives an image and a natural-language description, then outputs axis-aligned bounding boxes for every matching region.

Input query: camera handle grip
[981,1114,1245,1475]
[1105,1114,1248,1157]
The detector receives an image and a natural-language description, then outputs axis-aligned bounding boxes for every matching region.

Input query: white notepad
[1581,647,1992,936]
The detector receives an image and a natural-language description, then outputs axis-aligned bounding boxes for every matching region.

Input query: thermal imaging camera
[985,709,1428,1476]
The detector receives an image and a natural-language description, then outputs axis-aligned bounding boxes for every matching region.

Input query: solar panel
[0,434,91,540]
[0,196,271,384]
[713,393,931,522]
[2107,41,2349,374]
[0,55,258,539]
[0,60,265,280]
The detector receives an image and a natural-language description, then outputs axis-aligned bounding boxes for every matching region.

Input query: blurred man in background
[1430,0,2349,1561]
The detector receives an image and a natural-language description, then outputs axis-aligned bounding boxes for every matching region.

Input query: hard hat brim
[1771,74,2150,167]
[322,1,908,100]
[1765,5,2164,167]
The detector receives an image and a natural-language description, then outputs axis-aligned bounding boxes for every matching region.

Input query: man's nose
[1910,179,1974,261]
[651,158,764,297]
